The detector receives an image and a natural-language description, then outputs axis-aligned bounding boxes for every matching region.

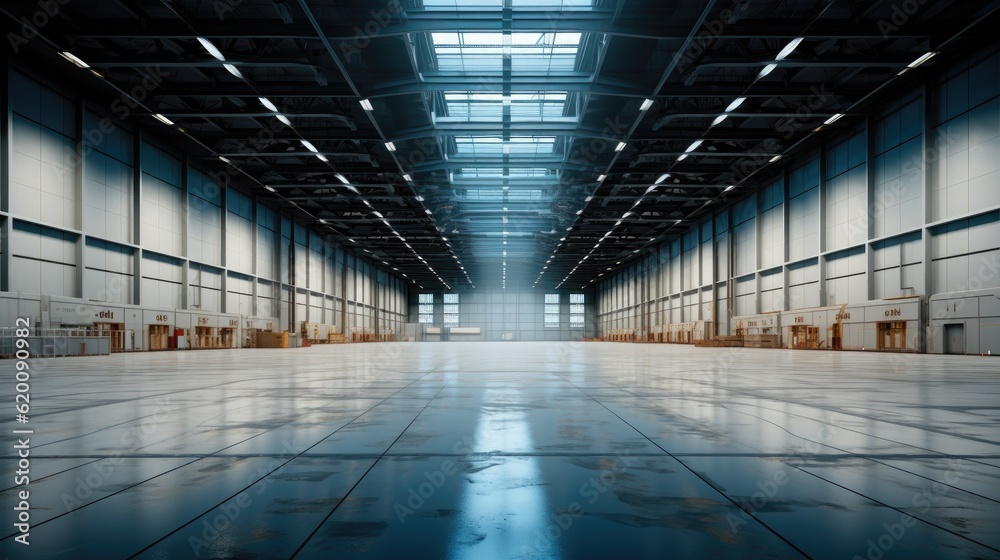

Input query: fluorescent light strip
[908,51,937,68]
[196,37,226,61]
[824,113,845,125]
[258,97,278,112]
[685,140,702,152]
[758,63,778,79]
[655,173,670,184]
[301,140,319,153]
[58,52,90,68]
[615,142,627,152]
[640,99,654,111]
[776,37,803,60]
[360,99,374,111]
[726,97,747,112]
[316,154,328,162]
[223,64,243,79]
[711,115,728,126]
[152,114,174,126]
[276,114,292,126]
[385,141,396,152]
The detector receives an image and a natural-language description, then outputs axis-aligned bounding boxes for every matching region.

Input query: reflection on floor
[1,342,999,559]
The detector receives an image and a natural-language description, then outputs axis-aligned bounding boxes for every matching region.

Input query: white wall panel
[11,116,77,228]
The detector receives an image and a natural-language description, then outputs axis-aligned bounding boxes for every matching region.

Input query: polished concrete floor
[1,342,999,559]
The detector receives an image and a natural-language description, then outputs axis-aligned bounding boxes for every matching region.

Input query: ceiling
[3,0,998,290]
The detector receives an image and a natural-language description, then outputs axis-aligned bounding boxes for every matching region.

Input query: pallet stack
[328,332,346,343]
[743,334,781,348]
[694,335,744,348]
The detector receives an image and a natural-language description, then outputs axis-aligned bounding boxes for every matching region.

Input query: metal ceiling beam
[409,159,596,173]
[651,111,839,129]
[57,18,935,41]
[152,83,865,100]
[364,77,650,98]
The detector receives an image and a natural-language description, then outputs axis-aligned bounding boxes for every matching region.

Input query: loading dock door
[944,324,965,355]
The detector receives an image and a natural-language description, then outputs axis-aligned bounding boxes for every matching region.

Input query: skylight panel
[443,91,570,122]
[423,0,592,8]
[431,32,583,74]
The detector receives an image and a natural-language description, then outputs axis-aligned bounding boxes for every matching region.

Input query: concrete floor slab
[0,342,997,558]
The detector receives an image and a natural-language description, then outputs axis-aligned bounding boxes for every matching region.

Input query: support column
[180,154,190,310]
[865,117,877,301]
[218,175,227,314]
[818,141,829,306]
[921,82,934,297]
[74,98,86,298]
[1,59,10,293]
[131,122,143,305]
[782,169,790,311]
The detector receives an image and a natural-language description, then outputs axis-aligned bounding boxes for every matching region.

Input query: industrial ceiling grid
[4,0,995,289]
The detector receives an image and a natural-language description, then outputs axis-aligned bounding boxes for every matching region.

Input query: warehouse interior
[1,0,999,558]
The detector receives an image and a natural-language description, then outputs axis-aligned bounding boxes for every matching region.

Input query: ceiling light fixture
[316,154,328,162]
[196,37,226,61]
[264,185,276,192]
[769,155,783,163]
[757,63,778,79]
[776,37,804,60]
[640,99,655,111]
[726,97,747,112]
[223,64,243,79]
[685,140,703,152]
[655,173,670,184]
[360,99,374,111]
[276,114,292,126]
[258,97,278,112]
[152,114,174,126]
[58,51,90,68]
[597,175,607,182]
[402,174,412,182]
[301,140,319,153]
[385,141,397,152]
[615,142,627,152]
[711,115,728,126]
[907,51,938,69]
[824,113,845,125]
